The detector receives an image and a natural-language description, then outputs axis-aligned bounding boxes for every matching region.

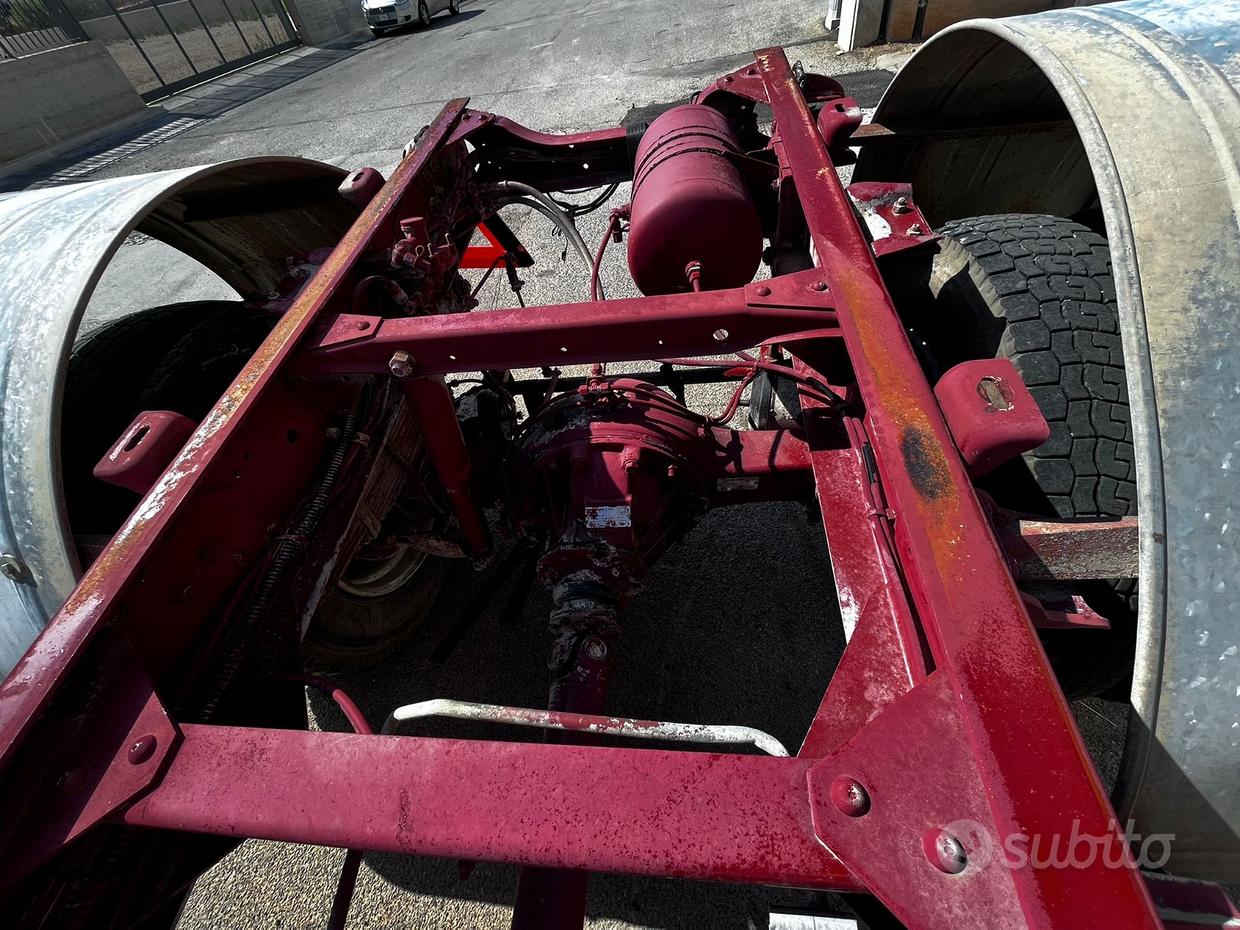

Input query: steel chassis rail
[0,49,1176,929]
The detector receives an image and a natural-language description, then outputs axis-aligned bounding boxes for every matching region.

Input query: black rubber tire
[924,214,1137,697]
[33,303,254,930]
[417,0,430,26]
[302,558,451,668]
[448,0,459,13]
[135,304,278,420]
[134,304,452,668]
[62,302,246,537]
[369,25,383,36]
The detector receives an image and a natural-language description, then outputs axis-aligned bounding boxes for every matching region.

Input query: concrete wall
[0,41,145,168]
[283,0,368,46]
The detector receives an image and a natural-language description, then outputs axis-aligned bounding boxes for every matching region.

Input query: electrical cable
[484,181,600,300]
[551,183,620,218]
[656,356,843,409]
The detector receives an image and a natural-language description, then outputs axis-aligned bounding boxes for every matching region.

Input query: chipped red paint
[0,48,1195,930]
[93,411,199,495]
[934,358,1050,478]
[1001,516,1140,581]
[295,277,839,377]
[0,99,470,769]
[753,47,1159,928]
[121,724,858,888]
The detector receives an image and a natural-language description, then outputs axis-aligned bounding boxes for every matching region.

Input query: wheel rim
[419,2,429,23]
[338,545,429,598]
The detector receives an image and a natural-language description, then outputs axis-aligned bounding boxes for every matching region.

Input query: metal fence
[0,0,86,58]
[67,0,300,100]
[0,0,299,99]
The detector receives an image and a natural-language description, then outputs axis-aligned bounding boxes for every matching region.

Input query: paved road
[21,1,1130,926]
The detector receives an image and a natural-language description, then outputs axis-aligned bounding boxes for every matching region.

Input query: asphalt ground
[9,1,1130,926]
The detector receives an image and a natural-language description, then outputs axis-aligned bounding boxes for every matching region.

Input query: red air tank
[626,104,763,296]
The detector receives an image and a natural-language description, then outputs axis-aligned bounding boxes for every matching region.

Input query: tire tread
[937,215,1137,523]
[933,214,1137,697]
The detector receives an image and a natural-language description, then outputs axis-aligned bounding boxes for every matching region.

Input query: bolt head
[389,350,415,378]
[0,554,24,581]
[892,196,912,214]
[909,224,924,236]
[925,829,968,874]
[830,776,870,817]
[127,735,157,765]
[754,285,772,297]
[811,280,829,292]
[583,638,608,661]
[57,768,85,794]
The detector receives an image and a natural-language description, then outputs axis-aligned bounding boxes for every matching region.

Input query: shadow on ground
[379,7,484,36]
[306,501,844,927]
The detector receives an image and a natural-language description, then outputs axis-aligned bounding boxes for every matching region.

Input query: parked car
[362,0,458,36]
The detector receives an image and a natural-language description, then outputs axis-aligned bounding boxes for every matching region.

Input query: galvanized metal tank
[858,0,1240,880]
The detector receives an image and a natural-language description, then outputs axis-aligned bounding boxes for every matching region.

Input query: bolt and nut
[830,776,871,817]
[0,554,24,581]
[908,223,924,237]
[892,196,912,214]
[57,767,85,794]
[926,829,968,874]
[388,350,415,378]
[582,638,608,661]
[128,734,158,765]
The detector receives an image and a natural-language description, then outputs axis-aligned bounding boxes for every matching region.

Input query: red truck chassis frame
[0,48,1201,929]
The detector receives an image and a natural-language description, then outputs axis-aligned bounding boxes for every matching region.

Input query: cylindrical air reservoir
[626,105,763,296]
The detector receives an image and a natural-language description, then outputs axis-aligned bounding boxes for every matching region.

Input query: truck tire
[62,302,246,538]
[134,303,279,419]
[137,304,450,668]
[920,214,1137,697]
[302,555,450,667]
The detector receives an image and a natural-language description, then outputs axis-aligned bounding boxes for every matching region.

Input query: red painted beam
[294,277,839,377]
[754,47,1160,929]
[120,725,861,891]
